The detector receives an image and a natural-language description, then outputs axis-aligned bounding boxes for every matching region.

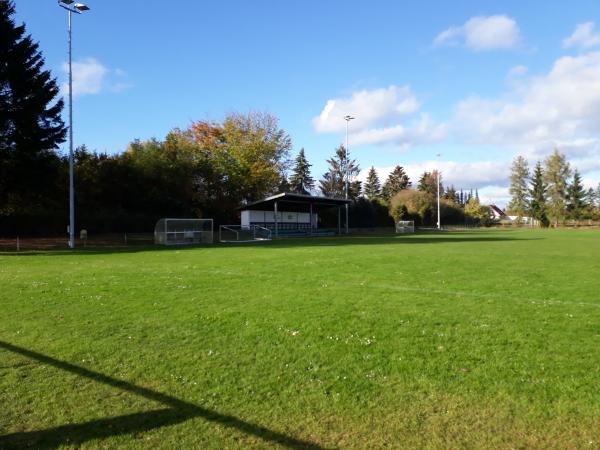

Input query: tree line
[508,150,600,227]
[1,1,494,235]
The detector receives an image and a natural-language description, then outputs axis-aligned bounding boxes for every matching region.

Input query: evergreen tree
[585,187,596,209]
[566,169,587,220]
[443,185,458,203]
[417,171,431,192]
[529,162,549,227]
[382,165,410,199]
[543,149,571,226]
[288,148,314,194]
[508,155,530,223]
[417,171,441,195]
[278,175,291,193]
[363,166,381,199]
[0,0,66,213]
[319,145,360,199]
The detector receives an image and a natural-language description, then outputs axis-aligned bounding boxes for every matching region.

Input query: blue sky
[15,0,600,205]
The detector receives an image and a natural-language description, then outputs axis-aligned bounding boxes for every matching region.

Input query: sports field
[1,229,599,449]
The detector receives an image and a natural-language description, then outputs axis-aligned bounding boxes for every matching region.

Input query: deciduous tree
[543,149,571,226]
[508,155,530,223]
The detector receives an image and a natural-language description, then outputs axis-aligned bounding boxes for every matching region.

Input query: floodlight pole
[59,1,89,248]
[436,153,441,230]
[67,9,75,248]
[344,115,354,234]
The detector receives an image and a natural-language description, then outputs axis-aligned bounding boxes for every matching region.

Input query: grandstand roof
[241,192,351,211]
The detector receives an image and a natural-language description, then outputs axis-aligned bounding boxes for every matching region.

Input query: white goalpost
[395,220,415,234]
[154,218,213,245]
[219,225,272,243]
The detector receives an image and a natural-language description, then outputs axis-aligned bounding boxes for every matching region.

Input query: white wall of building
[241,210,318,227]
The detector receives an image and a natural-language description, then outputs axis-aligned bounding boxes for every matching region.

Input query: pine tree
[417,171,431,193]
[288,148,314,194]
[543,149,571,226]
[508,155,530,223]
[382,165,410,199]
[443,185,457,203]
[585,187,596,209]
[363,166,381,199]
[567,169,587,221]
[0,1,66,212]
[417,170,442,196]
[529,162,549,227]
[319,145,360,199]
[278,175,291,193]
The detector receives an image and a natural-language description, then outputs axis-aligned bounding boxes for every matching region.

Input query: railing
[219,225,272,243]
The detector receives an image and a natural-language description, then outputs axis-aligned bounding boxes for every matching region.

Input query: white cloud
[563,22,600,49]
[313,85,445,148]
[61,57,131,97]
[312,85,420,133]
[351,114,447,148]
[508,65,528,77]
[454,51,600,162]
[434,15,521,51]
[360,160,509,190]
[478,185,510,206]
[358,162,511,207]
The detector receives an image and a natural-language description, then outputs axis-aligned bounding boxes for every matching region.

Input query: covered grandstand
[239,193,351,238]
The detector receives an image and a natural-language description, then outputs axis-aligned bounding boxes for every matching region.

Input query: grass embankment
[0,229,599,449]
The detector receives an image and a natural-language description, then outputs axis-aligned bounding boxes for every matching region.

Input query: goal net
[154,218,213,245]
[395,220,415,234]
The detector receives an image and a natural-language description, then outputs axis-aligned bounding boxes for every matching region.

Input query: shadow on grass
[0,231,539,257]
[0,340,326,450]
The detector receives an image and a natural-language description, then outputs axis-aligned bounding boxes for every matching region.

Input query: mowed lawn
[0,229,599,449]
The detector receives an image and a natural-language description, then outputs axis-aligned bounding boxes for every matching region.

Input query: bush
[389,190,467,226]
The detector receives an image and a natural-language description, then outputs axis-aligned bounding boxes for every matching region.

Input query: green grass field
[1,229,599,449]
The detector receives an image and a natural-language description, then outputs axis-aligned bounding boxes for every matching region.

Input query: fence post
[16,236,20,252]
[124,233,127,245]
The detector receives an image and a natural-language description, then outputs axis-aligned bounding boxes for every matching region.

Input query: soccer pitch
[1,229,599,449]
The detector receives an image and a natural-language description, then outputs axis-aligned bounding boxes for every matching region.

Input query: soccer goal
[219,225,272,243]
[154,218,213,245]
[395,220,415,234]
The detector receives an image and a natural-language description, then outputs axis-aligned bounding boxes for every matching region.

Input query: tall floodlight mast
[436,153,442,230]
[58,1,90,248]
[344,115,355,234]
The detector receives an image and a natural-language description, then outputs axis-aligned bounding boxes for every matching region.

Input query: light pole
[436,153,441,230]
[344,115,354,234]
[58,1,90,249]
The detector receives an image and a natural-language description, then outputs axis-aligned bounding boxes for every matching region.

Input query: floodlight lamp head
[74,3,90,11]
[59,0,75,4]
[344,115,355,121]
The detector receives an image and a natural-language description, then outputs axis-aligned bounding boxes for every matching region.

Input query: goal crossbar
[155,218,214,245]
